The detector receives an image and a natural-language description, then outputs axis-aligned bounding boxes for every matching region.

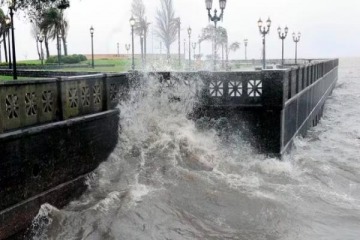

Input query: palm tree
[134,18,150,63]
[39,7,69,58]
[30,20,42,60]
[200,25,228,62]
[59,16,69,56]
[132,0,150,63]
[0,8,8,63]
[226,42,240,69]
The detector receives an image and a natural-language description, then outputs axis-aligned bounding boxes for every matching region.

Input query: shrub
[45,54,87,64]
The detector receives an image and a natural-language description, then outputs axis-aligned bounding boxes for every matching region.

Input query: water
[31,59,360,240]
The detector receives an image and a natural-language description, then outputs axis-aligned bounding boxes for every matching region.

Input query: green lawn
[0,75,38,81]
[14,58,134,72]
[67,58,134,72]
[17,59,42,64]
[0,75,15,81]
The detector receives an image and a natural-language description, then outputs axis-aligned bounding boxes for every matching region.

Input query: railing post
[56,77,64,121]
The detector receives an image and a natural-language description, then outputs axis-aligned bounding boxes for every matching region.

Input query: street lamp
[258,17,271,69]
[7,0,17,79]
[125,44,130,55]
[192,42,197,61]
[140,32,144,67]
[198,36,202,60]
[129,16,136,71]
[5,16,11,70]
[38,35,44,65]
[277,26,288,66]
[176,18,181,66]
[183,39,186,62]
[90,26,94,68]
[293,32,301,65]
[244,39,248,61]
[205,0,227,70]
[188,27,192,69]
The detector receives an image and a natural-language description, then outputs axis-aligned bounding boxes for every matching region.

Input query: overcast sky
[4,0,360,60]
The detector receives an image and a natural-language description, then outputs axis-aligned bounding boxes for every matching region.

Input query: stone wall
[0,73,129,133]
[0,73,129,239]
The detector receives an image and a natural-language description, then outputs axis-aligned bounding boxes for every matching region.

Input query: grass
[0,75,38,81]
[17,59,42,64]
[17,58,182,72]
[8,58,132,73]
[74,58,134,72]
[0,75,16,81]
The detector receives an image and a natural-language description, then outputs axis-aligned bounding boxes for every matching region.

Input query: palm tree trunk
[36,40,41,60]
[3,34,8,63]
[62,36,68,56]
[222,43,224,69]
[45,35,50,59]
[140,37,143,63]
[166,43,170,61]
[226,43,229,70]
[144,32,147,65]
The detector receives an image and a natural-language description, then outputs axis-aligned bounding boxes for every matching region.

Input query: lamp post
[187,27,192,69]
[39,35,44,65]
[192,42,197,61]
[130,16,136,71]
[176,18,181,66]
[277,26,288,66]
[183,39,186,62]
[125,44,130,55]
[198,36,202,60]
[90,26,94,68]
[140,32,144,67]
[293,32,301,65]
[244,38,248,61]
[8,1,17,79]
[258,17,271,69]
[205,0,227,71]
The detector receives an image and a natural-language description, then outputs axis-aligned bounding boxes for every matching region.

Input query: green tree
[0,8,9,63]
[0,0,70,12]
[40,7,69,58]
[200,25,228,61]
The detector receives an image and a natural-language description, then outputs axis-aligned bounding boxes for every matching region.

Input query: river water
[31,58,360,240]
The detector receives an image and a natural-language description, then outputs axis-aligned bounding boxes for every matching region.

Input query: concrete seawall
[0,58,338,238]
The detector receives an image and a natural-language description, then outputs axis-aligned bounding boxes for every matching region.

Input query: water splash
[31,59,360,240]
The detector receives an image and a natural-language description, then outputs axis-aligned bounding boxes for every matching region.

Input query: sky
[2,0,360,61]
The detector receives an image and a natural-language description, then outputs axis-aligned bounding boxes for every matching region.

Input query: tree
[155,0,177,59]
[59,15,69,56]
[131,0,150,63]
[0,8,8,63]
[226,42,240,69]
[200,25,228,62]
[30,21,42,60]
[39,8,69,58]
[228,42,240,57]
[0,0,70,13]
